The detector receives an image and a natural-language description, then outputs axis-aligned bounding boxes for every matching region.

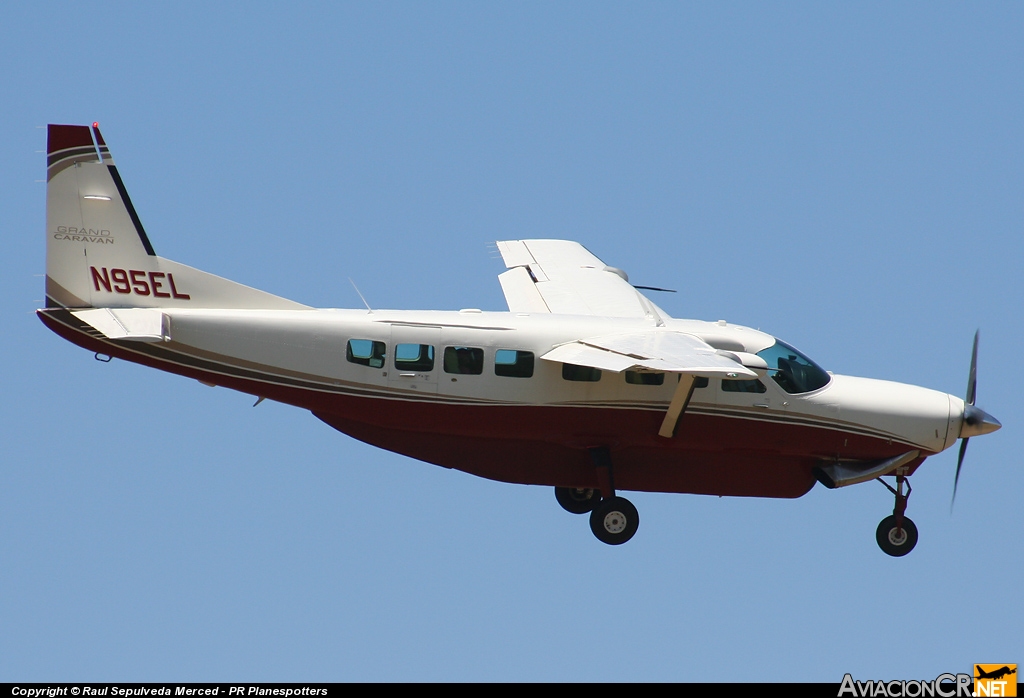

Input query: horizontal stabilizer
[71,307,167,342]
[541,331,758,377]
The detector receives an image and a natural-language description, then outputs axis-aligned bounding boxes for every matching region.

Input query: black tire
[554,486,602,514]
[589,496,640,545]
[876,515,919,557]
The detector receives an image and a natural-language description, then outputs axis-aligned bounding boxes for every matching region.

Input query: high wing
[496,239,668,319]
[541,330,758,378]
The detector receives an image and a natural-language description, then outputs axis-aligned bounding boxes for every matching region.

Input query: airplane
[38,123,1002,555]
[975,667,1016,681]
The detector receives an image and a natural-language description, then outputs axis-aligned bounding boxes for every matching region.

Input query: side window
[495,349,534,378]
[443,346,484,375]
[347,339,386,369]
[693,376,709,389]
[562,363,601,382]
[721,379,767,393]
[395,343,435,372]
[625,371,665,385]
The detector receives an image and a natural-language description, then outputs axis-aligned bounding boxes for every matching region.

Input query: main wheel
[876,515,919,557]
[589,496,639,545]
[555,486,602,514]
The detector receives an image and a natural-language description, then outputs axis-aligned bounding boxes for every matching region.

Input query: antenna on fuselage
[349,278,373,314]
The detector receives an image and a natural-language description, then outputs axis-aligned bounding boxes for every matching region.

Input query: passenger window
[693,376,709,389]
[721,379,767,393]
[394,343,435,372]
[494,349,534,378]
[347,339,386,369]
[444,346,484,375]
[562,363,601,382]
[625,371,664,385]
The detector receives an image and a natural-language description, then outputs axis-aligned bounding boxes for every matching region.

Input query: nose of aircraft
[960,404,1001,438]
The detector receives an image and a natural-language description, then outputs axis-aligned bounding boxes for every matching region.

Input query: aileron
[497,267,549,313]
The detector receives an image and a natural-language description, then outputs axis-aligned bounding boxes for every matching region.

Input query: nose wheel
[876,515,918,556]
[876,472,918,557]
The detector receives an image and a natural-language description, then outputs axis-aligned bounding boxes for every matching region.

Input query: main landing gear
[555,486,602,514]
[554,447,640,545]
[555,486,641,545]
[875,472,918,557]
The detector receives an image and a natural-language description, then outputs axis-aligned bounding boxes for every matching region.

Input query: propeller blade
[951,437,969,511]
[953,331,981,513]
[966,330,979,406]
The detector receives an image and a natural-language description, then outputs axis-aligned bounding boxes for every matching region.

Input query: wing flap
[72,307,167,342]
[541,330,758,377]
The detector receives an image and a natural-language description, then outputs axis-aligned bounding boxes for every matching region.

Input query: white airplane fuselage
[40,304,964,499]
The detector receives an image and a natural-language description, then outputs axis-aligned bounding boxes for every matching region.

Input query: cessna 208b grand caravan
[39,124,1002,555]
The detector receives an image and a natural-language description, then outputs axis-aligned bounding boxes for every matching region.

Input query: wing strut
[658,374,697,439]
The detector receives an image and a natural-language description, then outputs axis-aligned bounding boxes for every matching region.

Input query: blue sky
[1,2,1021,682]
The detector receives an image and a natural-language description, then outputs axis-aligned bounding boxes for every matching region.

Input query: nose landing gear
[876,472,918,557]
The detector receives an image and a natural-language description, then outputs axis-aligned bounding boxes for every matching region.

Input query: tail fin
[45,124,306,310]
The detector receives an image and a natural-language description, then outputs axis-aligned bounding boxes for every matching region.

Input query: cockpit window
[756,340,831,394]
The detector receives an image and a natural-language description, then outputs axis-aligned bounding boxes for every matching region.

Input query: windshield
[756,340,831,394]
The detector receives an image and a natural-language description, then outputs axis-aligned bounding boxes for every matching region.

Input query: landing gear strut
[554,447,640,545]
[876,472,918,557]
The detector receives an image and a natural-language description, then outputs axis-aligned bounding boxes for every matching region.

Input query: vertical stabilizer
[44,124,307,310]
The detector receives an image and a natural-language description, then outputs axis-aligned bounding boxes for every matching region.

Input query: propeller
[951,330,1001,510]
